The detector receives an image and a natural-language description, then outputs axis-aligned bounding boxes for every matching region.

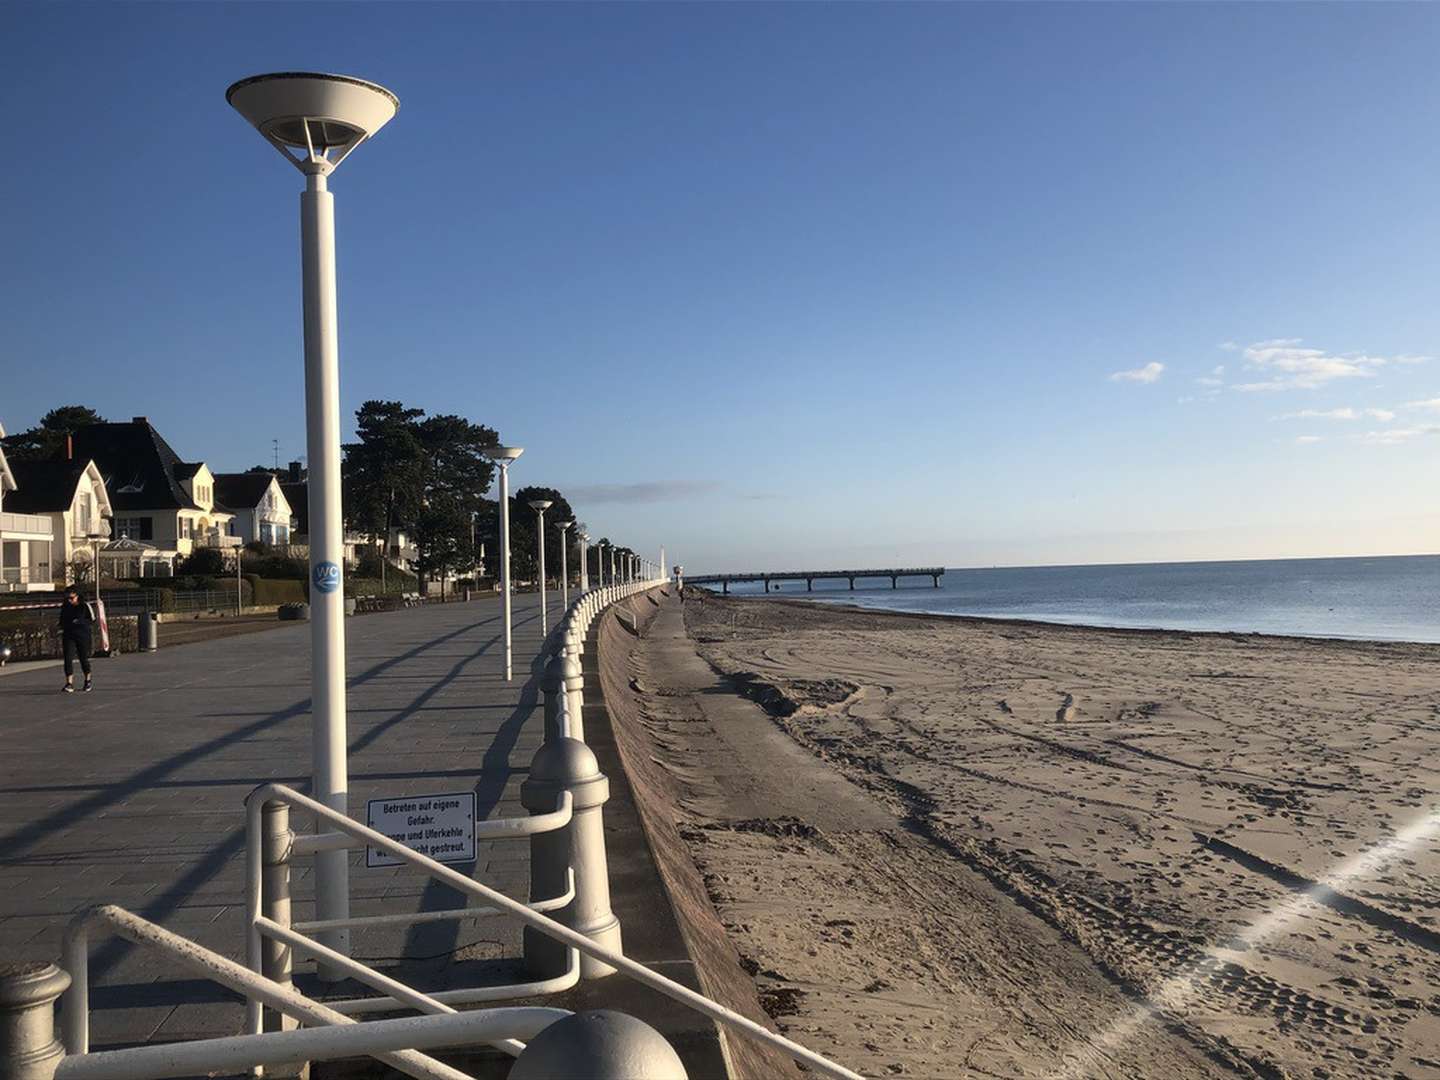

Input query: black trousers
[62,633,92,677]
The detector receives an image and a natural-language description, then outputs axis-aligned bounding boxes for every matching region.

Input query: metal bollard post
[261,801,307,1079]
[0,962,70,1080]
[509,1010,687,1080]
[541,654,568,743]
[561,655,585,742]
[522,739,621,979]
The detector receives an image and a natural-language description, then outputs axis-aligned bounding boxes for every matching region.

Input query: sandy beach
[619,590,1440,1078]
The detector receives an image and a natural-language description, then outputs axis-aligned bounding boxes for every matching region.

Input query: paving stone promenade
[0,592,561,1051]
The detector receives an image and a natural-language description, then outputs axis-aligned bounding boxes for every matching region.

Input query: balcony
[0,566,56,593]
[0,511,54,540]
[195,532,243,550]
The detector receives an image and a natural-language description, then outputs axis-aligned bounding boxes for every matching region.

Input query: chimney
[132,416,148,424]
[66,434,73,461]
[288,460,304,482]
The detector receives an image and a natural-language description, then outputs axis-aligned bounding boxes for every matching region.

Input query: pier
[686,567,945,594]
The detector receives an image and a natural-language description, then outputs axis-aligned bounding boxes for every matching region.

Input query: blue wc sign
[313,560,341,595]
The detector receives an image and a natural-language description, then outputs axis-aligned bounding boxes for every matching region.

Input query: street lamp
[556,520,573,608]
[485,446,524,681]
[229,72,399,971]
[528,501,553,634]
[577,527,589,592]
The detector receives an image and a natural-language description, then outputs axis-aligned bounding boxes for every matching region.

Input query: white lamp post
[485,446,524,681]
[529,501,553,634]
[228,71,399,971]
[577,528,589,592]
[556,520,573,608]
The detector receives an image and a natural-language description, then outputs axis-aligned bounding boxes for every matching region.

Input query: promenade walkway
[0,592,560,1051]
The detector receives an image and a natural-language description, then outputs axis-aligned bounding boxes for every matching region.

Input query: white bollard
[522,739,621,979]
[0,962,69,1080]
[508,1011,686,1080]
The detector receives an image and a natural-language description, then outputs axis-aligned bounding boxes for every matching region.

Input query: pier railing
[687,566,945,593]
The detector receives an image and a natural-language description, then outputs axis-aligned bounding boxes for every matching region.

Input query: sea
[717,554,1440,644]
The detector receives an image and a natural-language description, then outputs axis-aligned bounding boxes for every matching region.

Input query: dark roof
[7,460,89,514]
[280,481,308,533]
[70,421,199,512]
[173,462,204,481]
[214,473,275,512]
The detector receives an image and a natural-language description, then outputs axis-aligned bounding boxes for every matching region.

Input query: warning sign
[365,791,476,868]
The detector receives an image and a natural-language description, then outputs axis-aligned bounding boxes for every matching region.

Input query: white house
[6,458,114,586]
[215,472,293,546]
[0,422,58,592]
[72,418,235,559]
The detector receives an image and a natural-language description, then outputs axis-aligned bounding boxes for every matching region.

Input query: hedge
[0,615,139,661]
[251,578,306,606]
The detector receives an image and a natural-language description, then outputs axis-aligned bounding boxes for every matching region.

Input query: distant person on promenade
[59,587,93,693]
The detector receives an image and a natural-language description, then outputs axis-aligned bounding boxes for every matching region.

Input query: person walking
[59,586,94,693]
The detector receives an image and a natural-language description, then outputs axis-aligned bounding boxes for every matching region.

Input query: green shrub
[177,548,226,577]
[154,587,175,613]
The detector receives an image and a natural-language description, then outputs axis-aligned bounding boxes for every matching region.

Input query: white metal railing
[245,785,580,1035]
[59,904,571,1080]
[238,782,863,1080]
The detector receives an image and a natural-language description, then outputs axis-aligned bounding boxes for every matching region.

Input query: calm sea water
[718,555,1440,643]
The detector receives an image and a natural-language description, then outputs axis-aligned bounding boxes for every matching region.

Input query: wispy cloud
[1293,435,1322,445]
[1405,397,1440,412]
[1275,407,1396,422]
[1356,426,1440,446]
[1109,361,1164,384]
[564,481,781,504]
[1195,376,1224,388]
[1232,339,1422,392]
[565,481,720,504]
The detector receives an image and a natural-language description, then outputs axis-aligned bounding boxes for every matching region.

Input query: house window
[179,518,192,540]
[76,494,92,535]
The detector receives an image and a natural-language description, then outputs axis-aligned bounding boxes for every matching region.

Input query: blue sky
[4,2,1439,572]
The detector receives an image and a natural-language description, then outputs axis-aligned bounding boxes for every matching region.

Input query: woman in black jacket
[59,587,93,693]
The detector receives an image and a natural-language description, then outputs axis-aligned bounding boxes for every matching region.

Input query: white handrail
[55,1004,569,1080]
[62,905,492,1080]
[291,790,573,855]
[326,948,580,1016]
[254,917,525,1058]
[248,782,865,1080]
[292,867,575,934]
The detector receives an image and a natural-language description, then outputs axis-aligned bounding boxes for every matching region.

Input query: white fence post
[260,801,307,1079]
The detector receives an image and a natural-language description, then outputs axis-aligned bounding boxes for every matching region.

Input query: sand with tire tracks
[625,590,1440,1078]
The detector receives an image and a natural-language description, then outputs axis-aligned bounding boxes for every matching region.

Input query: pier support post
[933,574,940,587]
[848,577,854,590]
[807,579,812,591]
[891,576,897,589]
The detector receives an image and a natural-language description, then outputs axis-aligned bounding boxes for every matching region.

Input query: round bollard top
[528,737,600,784]
[0,961,70,1007]
[509,1010,687,1080]
[561,654,583,685]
